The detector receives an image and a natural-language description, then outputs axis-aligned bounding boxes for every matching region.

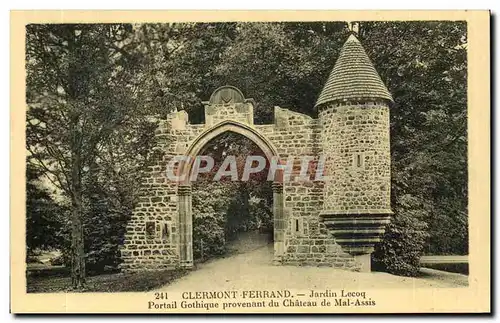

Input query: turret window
[145,221,156,239]
[292,217,303,235]
[161,222,170,241]
[353,153,365,169]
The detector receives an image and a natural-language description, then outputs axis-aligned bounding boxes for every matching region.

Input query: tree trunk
[70,149,86,289]
[69,105,86,289]
[67,29,86,289]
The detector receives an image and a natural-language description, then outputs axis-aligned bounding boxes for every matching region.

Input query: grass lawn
[26,268,189,293]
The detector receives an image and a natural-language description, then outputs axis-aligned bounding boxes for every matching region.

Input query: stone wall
[120,97,388,273]
[120,112,210,271]
[205,102,254,127]
[120,118,180,271]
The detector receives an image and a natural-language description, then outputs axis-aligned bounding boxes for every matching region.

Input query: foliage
[372,195,429,276]
[191,181,232,260]
[191,133,273,260]
[249,197,274,234]
[192,213,227,260]
[357,22,468,275]
[26,163,66,255]
[212,22,348,122]
[357,21,467,274]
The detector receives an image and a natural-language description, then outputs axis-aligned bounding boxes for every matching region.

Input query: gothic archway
[177,120,285,268]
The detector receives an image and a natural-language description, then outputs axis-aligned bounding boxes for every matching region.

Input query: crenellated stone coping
[320,212,392,255]
[166,105,316,130]
[273,106,314,129]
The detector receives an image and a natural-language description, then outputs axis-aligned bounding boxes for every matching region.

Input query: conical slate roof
[315,34,393,108]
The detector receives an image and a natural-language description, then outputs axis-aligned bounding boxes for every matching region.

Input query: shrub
[50,255,64,266]
[193,213,226,260]
[26,255,44,264]
[373,195,429,276]
[249,198,273,233]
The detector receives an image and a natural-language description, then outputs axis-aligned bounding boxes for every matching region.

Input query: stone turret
[316,34,393,271]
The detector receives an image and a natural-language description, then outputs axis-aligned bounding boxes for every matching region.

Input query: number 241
[154,292,168,300]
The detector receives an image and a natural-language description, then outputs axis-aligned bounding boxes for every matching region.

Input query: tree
[81,116,159,273]
[372,195,429,276]
[26,24,157,288]
[358,21,467,252]
[141,22,239,123]
[357,21,468,273]
[211,22,348,122]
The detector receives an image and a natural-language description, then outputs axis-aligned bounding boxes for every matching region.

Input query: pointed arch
[178,120,280,184]
[176,120,285,268]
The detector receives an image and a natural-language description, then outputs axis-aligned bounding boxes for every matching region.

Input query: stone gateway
[120,34,393,273]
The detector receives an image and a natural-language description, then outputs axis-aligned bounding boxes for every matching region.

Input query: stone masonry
[120,34,393,273]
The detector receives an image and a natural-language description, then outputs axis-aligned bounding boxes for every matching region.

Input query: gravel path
[159,244,468,291]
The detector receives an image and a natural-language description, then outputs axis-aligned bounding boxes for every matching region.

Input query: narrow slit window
[295,219,300,232]
[145,221,156,238]
[354,153,364,168]
[162,222,170,241]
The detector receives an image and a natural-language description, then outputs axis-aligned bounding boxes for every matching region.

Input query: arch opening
[177,121,285,268]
